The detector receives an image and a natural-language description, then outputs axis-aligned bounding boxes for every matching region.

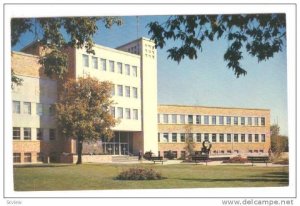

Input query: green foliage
[55,77,117,164]
[11,69,23,88]
[116,167,163,180]
[164,150,175,160]
[270,124,288,157]
[148,14,286,77]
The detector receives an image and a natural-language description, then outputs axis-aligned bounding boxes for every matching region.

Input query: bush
[143,151,153,160]
[165,150,175,160]
[116,167,163,180]
[223,156,248,164]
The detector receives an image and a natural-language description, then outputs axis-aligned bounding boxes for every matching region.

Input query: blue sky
[12,15,288,135]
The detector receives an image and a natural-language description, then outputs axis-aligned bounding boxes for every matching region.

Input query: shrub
[143,151,154,160]
[223,155,248,164]
[116,167,163,180]
[165,150,175,160]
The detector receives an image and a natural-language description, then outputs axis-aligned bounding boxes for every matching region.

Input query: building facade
[11,38,270,164]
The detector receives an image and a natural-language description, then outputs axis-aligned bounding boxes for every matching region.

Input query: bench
[151,156,165,164]
[247,156,270,166]
[191,155,209,166]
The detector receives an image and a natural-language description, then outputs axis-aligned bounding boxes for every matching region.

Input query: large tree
[11,17,123,86]
[148,14,286,77]
[270,124,288,158]
[55,77,117,164]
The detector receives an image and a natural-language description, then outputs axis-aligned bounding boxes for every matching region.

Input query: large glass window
[50,129,56,140]
[23,102,31,114]
[219,116,224,125]
[13,101,20,114]
[196,115,201,124]
[117,85,123,96]
[241,134,245,142]
[37,128,43,140]
[163,114,168,123]
[163,133,169,142]
[226,116,231,125]
[204,133,209,141]
[261,117,265,126]
[234,134,238,142]
[125,108,131,119]
[172,114,177,124]
[255,117,259,126]
[255,134,259,142]
[133,109,138,120]
[13,153,21,163]
[24,153,32,163]
[100,58,106,71]
[234,117,238,125]
[36,103,43,116]
[248,134,253,142]
[132,66,137,77]
[204,115,209,124]
[13,127,21,140]
[172,133,177,142]
[133,87,138,98]
[212,134,216,142]
[188,115,193,124]
[219,134,224,142]
[82,54,89,67]
[227,134,231,142]
[241,117,245,125]
[24,128,31,140]
[92,57,98,69]
[125,86,130,97]
[196,133,201,142]
[212,116,216,125]
[125,64,130,75]
[180,133,185,142]
[109,60,115,72]
[117,62,122,74]
[117,107,123,119]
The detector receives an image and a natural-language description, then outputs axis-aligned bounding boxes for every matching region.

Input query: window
[163,133,169,142]
[248,134,253,142]
[204,115,209,124]
[219,116,224,125]
[117,85,123,96]
[111,84,115,96]
[187,133,193,142]
[234,117,238,125]
[133,87,138,98]
[248,117,252,125]
[92,57,98,69]
[227,134,231,142]
[133,109,138,120]
[255,134,259,142]
[125,86,130,97]
[163,114,168,123]
[180,115,185,124]
[241,134,245,142]
[226,116,231,125]
[36,103,43,115]
[117,107,123,119]
[117,62,122,74]
[110,107,115,118]
[171,114,177,124]
[13,153,21,163]
[158,133,160,142]
[37,128,43,140]
[261,117,265,126]
[50,129,56,140]
[82,54,89,67]
[241,117,245,125]
[212,116,216,125]
[157,114,160,123]
[234,134,238,142]
[13,127,21,140]
[172,133,177,142]
[227,150,232,154]
[180,133,185,142]
[196,133,201,142]
[132,66,137,77]
[23,102,31,114]
[125,64,130,75]
[24,128,31,140]
[259,150,264,153]
[125,108,131,119]
[173,151,178,159]
[49,104,55,116]
[37,153,44,162]
[261,134,266,142]
[109,60,115,72]
[100,58,106,71]
[24,153,31,163]
[248,150,253,153]
[13,101,20,114]
[219,134,224,142]
[204,133,209,141]
[212,134,216,142]
[234,150,239,154]
[196,115,201,124]
[188,115,193,124]
[255,117,259,126]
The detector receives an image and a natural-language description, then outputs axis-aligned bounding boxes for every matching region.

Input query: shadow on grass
[13,164,73,168]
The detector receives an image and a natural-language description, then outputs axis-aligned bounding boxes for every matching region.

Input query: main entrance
[101,131,133,155]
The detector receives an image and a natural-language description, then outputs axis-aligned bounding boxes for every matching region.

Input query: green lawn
[13,163,289,191]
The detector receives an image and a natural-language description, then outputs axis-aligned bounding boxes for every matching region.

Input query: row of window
[112,85,138,98]
[82,54,138,77]
[158,133,266,143]
[13,127,56,140]
[110,107,139,120]
[158,114,266,126]
[160,149,266,158]
[13,152,45,163]
[13,101,54,116]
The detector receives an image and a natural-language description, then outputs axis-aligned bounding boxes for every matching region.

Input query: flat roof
[158,104,270,111]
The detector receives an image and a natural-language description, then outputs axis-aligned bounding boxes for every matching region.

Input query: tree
[11,17,123,86]
[148,14,286,77]
[184,124,195,157]
[55,77,117,164]
[270,124,288,158]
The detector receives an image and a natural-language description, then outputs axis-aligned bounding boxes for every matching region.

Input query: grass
[13,163,289,191]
